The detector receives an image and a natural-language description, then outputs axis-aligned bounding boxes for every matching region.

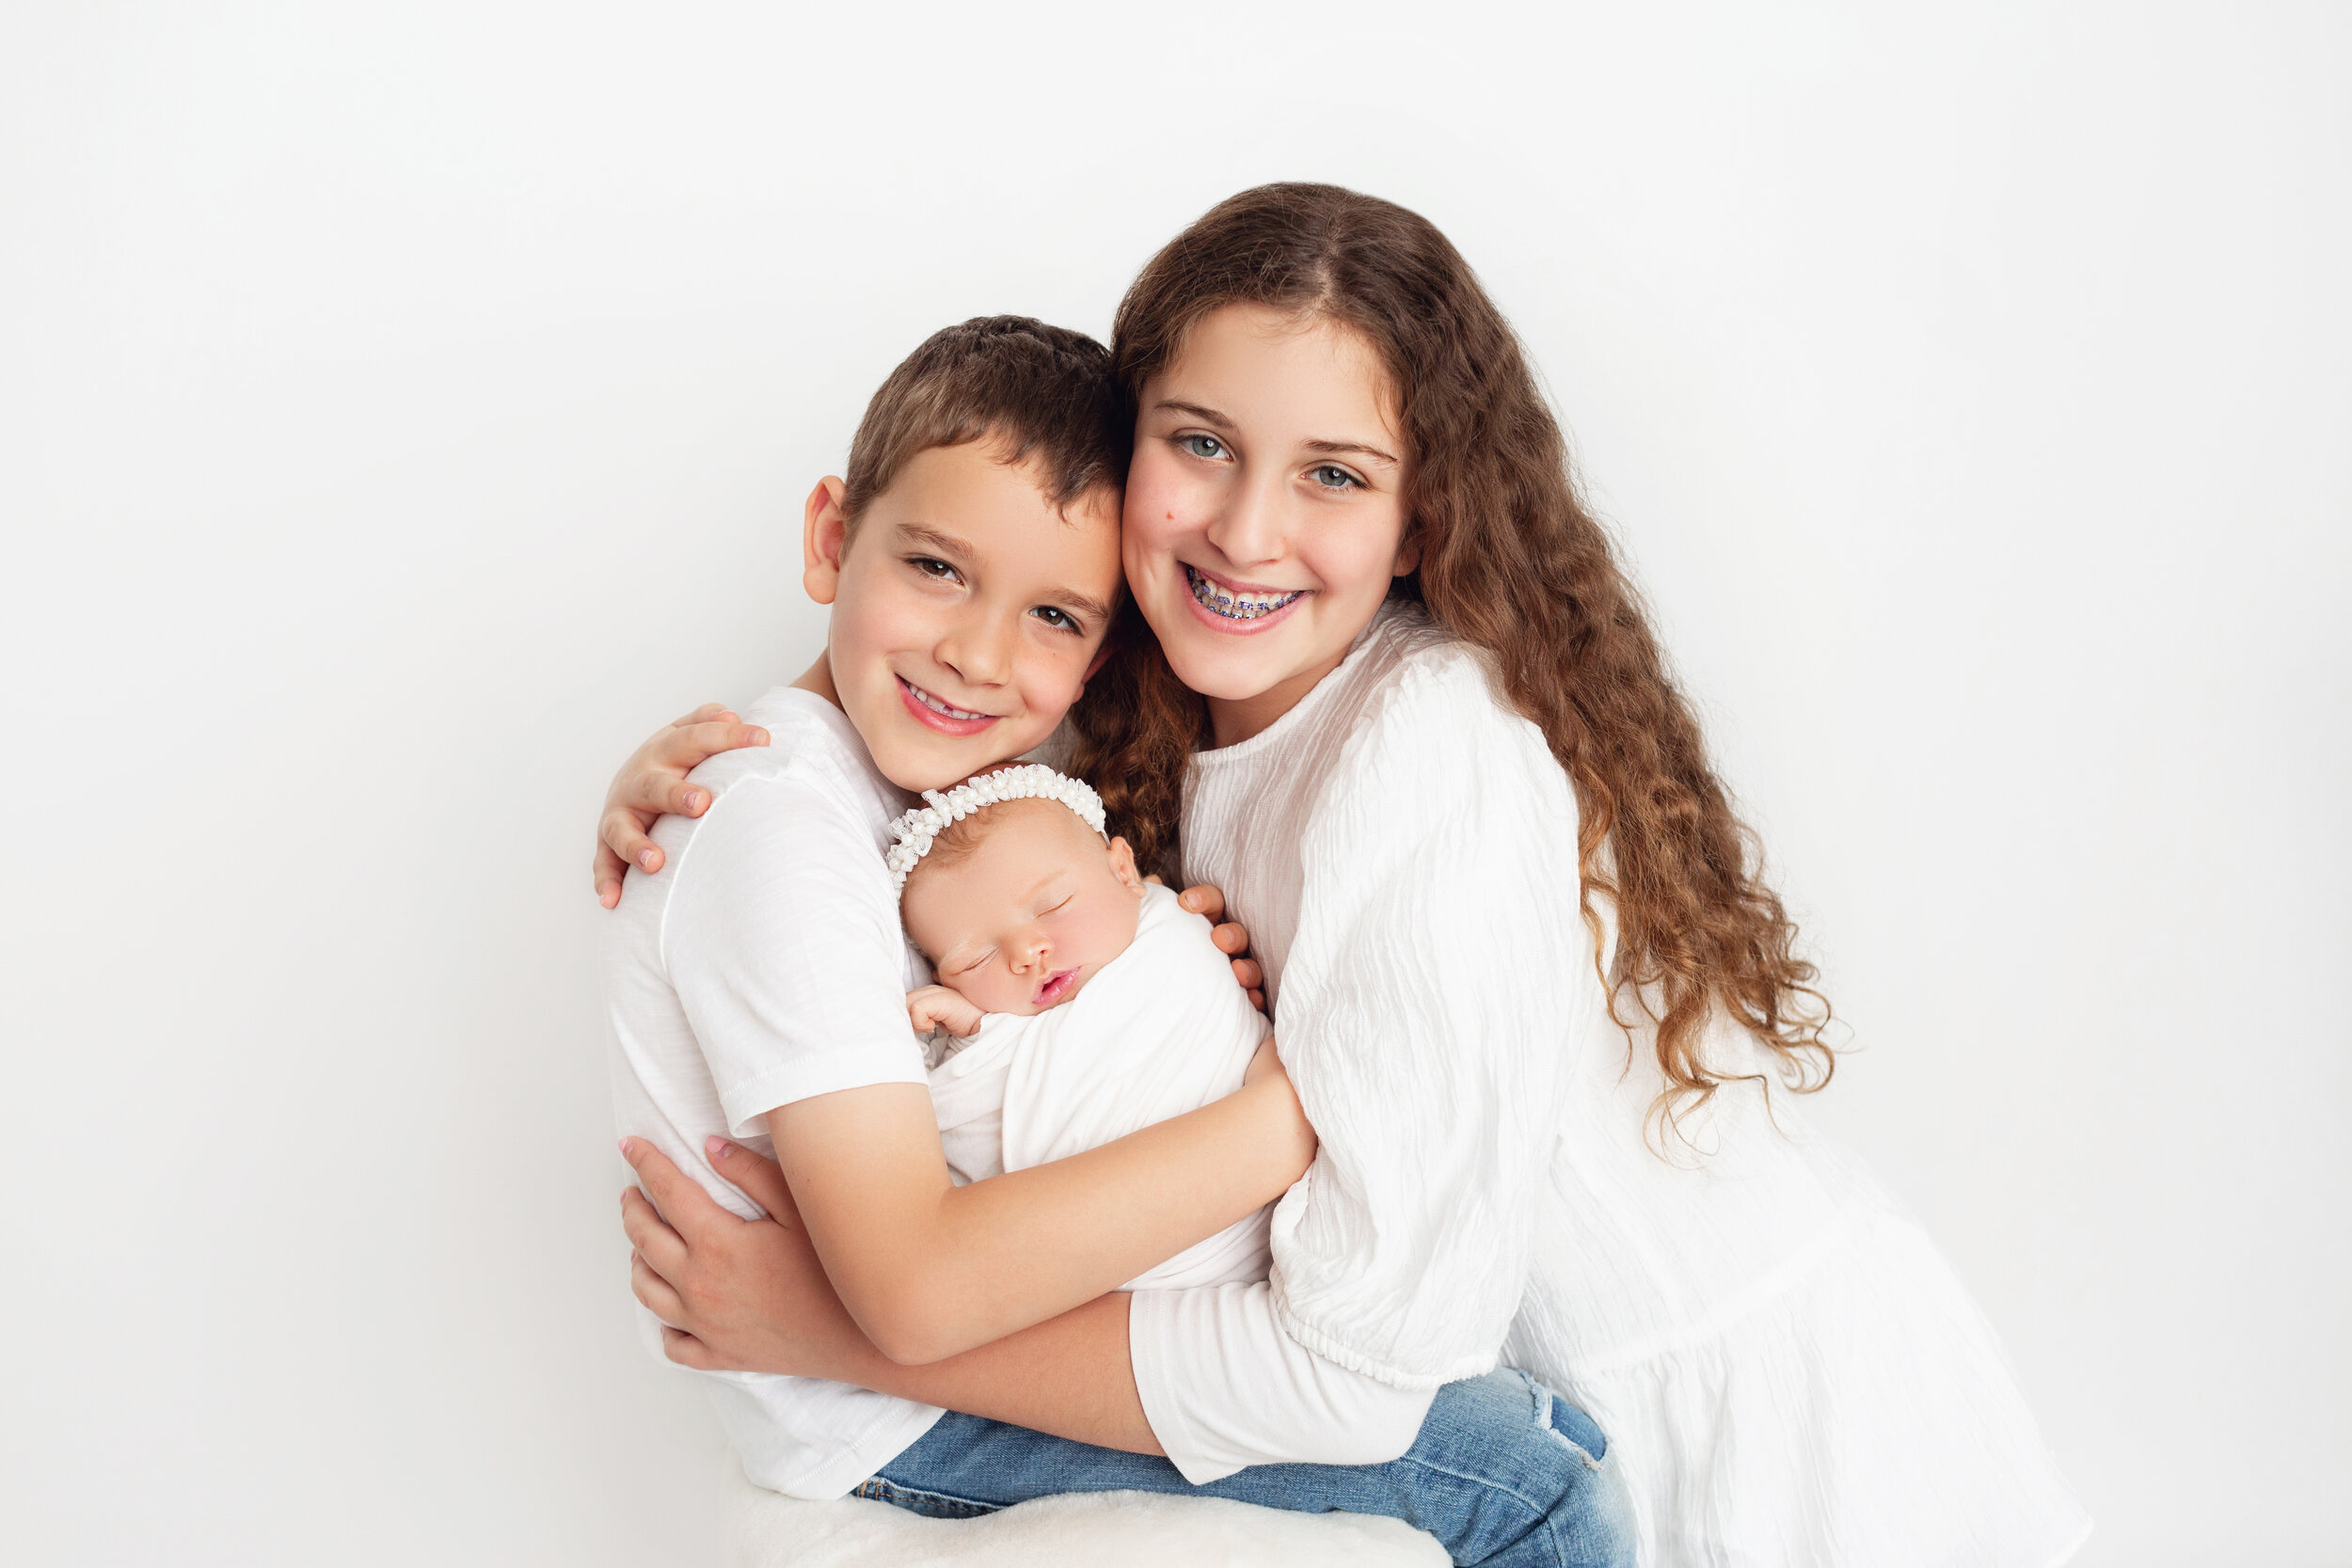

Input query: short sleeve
[662,774,929,1138]
[1265,649,1595,1388]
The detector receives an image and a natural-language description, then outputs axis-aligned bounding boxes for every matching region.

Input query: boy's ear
[803,477,851,605]
[1105,835,1144,895]
[1081,635,1118,688]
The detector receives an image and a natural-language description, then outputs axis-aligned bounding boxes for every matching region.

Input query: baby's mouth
[1034,967,1080,1007]
[1184,564,1307,621]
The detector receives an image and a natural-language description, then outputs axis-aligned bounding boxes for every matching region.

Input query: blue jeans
[854,1369,1633,1568]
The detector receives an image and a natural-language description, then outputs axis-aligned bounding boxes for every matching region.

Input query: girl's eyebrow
[1155,399,1399,467]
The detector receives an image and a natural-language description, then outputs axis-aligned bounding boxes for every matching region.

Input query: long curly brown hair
[1065,182,1833,1124]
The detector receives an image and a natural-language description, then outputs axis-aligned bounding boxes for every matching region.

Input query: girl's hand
[1176,884,1264,1011]
[907,984,985,1038]
[618,1135,867,1380]
[595,705,771,908]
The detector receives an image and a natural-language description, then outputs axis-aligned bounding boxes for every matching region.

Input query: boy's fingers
[1249,989,1265,1012]
[620,1187,689,1274]
[631,1252,688,1325]
[707,1137,800,1226]
[1210,921,1248,956]
[1231,958,1263,990]
[662,1326,718,1369]
[671,704,736,729]
[1178,884,1227,922]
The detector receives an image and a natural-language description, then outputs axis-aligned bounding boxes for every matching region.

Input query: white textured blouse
[1132,604,2090,1568]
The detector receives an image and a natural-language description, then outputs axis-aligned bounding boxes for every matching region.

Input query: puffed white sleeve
[1267,648,1588,1387]
[1126,649,1593,1481]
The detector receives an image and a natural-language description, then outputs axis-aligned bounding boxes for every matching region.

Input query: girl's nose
[1204,471,1285,568]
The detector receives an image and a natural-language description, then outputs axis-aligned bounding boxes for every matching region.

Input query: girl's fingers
[1231,958,1263,990]
[620,1187,690,1275]
[707,1137,800,1225]
[620,1137,731,1241]
[671,704,737,729]
[1248,989,1265,1012]
[1210,921,1250,956]
[600,807,662,877]
[660,719,770,771]
[595,842,630,909]
[631,1251,689,1325]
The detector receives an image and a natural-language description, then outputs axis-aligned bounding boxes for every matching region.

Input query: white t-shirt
[928,883,1273,1291]
[602,687,945,1500]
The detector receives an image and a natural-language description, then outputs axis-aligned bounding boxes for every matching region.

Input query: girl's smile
[1182,563,1311,631]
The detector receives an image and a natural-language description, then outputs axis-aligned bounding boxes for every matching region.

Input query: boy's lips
[1033,967,1080,1007]
[897,676,1000,736]
[1182,563,1310,635]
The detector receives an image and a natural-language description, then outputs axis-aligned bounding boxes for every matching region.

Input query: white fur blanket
[725,1465,1448,1567]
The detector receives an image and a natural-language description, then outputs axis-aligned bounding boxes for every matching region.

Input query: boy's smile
[798,439,1123,793]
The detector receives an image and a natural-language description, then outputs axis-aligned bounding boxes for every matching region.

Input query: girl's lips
[1034,967,1079,1007]
[897,676,999,736]
[1180,563,1311,636]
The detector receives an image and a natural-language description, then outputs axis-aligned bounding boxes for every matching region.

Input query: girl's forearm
[837,1291,1162,1454]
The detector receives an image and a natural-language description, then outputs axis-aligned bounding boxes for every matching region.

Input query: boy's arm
[627,1134,1425,1465]
[765,1033,1311,1366]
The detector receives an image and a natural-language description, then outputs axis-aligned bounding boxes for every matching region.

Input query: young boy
[603,316,1313,1496]
[603,318,1630,1566]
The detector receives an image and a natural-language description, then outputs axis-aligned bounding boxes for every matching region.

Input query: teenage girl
[604,184,2090,1566]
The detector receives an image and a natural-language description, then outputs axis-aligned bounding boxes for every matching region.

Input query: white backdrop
[4,3,2345,1564]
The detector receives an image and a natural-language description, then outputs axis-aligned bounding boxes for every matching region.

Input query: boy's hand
[1178,884,1264,1011]
[594,704,771,908]
[907,984,985,1038]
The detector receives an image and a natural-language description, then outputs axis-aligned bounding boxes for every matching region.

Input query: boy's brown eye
[1032,606,1078,632]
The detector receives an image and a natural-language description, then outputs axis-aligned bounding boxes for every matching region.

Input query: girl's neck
[1204,647,1352,750]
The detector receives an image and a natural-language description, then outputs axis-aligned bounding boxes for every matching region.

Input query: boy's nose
[936,612,1014,688]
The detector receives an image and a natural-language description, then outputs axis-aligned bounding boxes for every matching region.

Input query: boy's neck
[792,650,843,710]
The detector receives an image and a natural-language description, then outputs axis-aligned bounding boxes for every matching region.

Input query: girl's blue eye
[1311,464,1363,490]
[1179,434,1226,460]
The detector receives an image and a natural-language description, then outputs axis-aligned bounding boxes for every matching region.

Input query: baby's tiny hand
[907,984,986,1038]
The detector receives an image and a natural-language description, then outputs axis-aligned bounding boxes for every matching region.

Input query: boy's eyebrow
[1154,398,1399,467]
[901,523,1114,628]
[1045,585,1117,626]
[898,523,976,560]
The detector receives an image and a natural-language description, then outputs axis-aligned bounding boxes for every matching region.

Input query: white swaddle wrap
[928,882,1275,1291]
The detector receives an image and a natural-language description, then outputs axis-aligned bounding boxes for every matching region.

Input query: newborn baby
[887,765,1277,1291]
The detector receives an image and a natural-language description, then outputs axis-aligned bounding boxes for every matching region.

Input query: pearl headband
[884,763,1108,895]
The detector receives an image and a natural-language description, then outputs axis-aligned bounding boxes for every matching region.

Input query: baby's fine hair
[843,316,1132,529]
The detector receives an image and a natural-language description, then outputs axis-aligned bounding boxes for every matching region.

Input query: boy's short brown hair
[842,316,1132,528]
